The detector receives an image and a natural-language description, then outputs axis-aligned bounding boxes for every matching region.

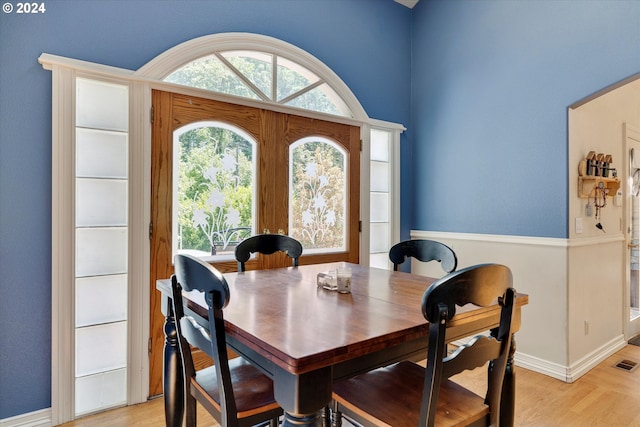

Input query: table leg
[163,298,184,427]
[275,367,332,427]
[282,411,324,427]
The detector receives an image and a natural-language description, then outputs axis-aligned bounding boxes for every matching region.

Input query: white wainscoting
[410,230,627,382]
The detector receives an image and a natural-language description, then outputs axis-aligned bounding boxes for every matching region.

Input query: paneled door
[149,90,360,396]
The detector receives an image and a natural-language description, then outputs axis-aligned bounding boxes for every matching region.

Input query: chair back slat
[442,335,502,379]
[389,239,457,273]
[422,263,512,322]
[235,234,303,271]
[179,316,214,359]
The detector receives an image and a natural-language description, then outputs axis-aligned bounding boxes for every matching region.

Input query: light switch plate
[575,217,583,234]
[615,190,623,206]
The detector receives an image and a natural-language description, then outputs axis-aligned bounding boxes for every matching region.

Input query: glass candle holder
[336,268,352,293]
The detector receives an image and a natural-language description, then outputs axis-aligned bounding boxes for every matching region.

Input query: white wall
[569,79,640,240]
[567,238,625,371]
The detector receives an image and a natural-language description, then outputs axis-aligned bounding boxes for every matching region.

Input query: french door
[149,90,360,396]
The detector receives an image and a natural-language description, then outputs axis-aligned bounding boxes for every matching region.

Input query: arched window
[173,121,256,257]
[289,137,348,252]
[165,51,351,117]
[137,33,367,119]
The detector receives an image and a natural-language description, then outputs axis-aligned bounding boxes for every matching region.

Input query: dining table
[156,261,528,427]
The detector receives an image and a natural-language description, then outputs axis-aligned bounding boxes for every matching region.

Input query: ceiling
[394,0,419,8]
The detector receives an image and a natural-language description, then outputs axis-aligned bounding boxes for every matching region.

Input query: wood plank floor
[60,344,640,427]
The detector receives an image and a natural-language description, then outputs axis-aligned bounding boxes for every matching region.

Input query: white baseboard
[0,408,51,427]
[566,335,627,382]
[515,335,627,383]
[515,351,572,382]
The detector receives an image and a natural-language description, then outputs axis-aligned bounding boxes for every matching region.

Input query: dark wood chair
[234,233,303,272]
[332,263,516,427]
[172,254,283,427]
[389,239,457,273]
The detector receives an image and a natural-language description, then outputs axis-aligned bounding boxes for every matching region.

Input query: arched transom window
[165,51,351,117]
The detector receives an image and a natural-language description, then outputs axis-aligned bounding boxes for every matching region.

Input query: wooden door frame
[149,89,361,396]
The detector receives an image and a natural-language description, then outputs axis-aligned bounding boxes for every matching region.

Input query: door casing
[149,90,361,396]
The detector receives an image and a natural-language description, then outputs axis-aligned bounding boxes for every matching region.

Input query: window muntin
[275,55,320,102]
[283,83,345,116]
[173,121,256,259]
[164,50,352,117]
[289,137,347,253]
[165,54,262,101]
[220,50,274,99]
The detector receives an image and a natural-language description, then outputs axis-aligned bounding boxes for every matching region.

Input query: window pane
[76,227,128,277]
[277,56,320,102]
[370,222,390,253]
[371,129,390,161]
[174,123,255,259]
[76,178,128,227]
[76,321,127,376]
[289,138,346,252]
[75,368,127,416]
[370,161,389,192]
[370,192,389,223]
[222,51,273,99]
[370,253,390,270]
[164,54,261,100]
[76,78,128,132]
[76,128,128,178]
[76,274,127,327]
[284,83,347,116]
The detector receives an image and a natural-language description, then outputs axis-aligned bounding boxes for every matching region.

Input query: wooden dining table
[156,261,528,427]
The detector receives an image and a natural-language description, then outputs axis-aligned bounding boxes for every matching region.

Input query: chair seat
[192,357,281,419]
[332,361,488,427]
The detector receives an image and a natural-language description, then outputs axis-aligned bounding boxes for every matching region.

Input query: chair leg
[321,405,331,427]
[269,417,279,427]
[184,394,197,427]
[331,401,342,427]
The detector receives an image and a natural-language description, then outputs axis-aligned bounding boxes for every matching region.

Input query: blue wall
[0,0,411,419]
[410,0,640,238]
[3,0,640,420]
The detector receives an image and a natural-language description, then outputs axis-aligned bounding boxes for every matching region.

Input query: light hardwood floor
[60,344,640,427]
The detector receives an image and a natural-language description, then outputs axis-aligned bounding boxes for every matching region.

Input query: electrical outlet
[575,217,583,234]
